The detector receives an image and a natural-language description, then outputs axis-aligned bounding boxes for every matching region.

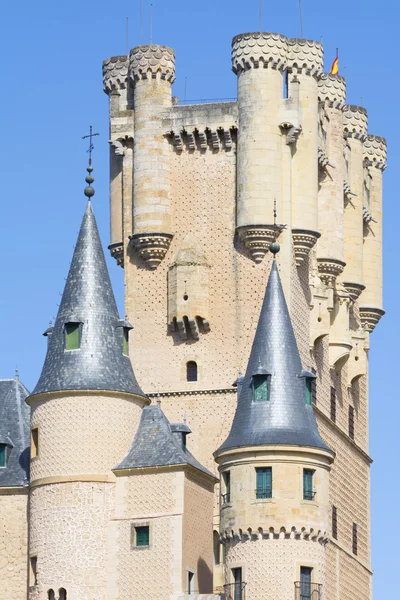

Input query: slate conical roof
[32,201,145,397]
[217,260,331,454]
[115,404,216,480]
[0,377,30,487]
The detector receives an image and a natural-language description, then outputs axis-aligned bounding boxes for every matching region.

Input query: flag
[330,54,339,75]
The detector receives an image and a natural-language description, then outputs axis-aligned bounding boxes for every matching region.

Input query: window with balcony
[255,467,272,499]
[294,568,322,600]
[303,469,315,501]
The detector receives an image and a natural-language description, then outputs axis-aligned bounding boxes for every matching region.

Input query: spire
[0,378,30,487]
[32,194,144,398]
[216,261,330,454]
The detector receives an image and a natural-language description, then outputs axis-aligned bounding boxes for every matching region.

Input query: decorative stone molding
[170,127,236,153]
[231,32,288,73]
[146,388,237,398]
[129,44,175,83]
[287,38,324,75]
[237,224,284,263]
[292,229,320,265]
[343,105,368,136]
[129,232,173,269]
[109,139,125,156]
[347,332,368,387]
[342,281,365,301]
[363,134,387,170]
[318,74,346,106]
[317,258,346,287]
[359,306,385,332]
[221,525,329,544]
[285,125,302,145]
[102,55,129,93]
[108,242,124,268]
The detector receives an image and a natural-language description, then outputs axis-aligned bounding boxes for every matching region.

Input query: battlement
[318,73,346,106]
[102,55,129,93]
[343,105,368,136]
[231,32,288,73]
[129,44,175,83]
[363,134,387,169]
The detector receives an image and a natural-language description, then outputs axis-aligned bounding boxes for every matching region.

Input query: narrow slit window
[31,428,39,459]
[349,405,355,440]
[123,328,129,356]
[0,444,6,467]
[311,368,317,404]
[330,387,337,422]
[186,361,198,382]
[222,471,231,504]
[65,322,80,350]
[135,525,149,547]
[352,522,358,555]
[187,571,195,594]
[29,556,38,587]
[303,469,315,501]
[253,374,269,402]
[256,467,272,499]
[332,505,338,540]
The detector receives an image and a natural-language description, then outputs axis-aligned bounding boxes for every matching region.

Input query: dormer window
[252,374,270,402]
[305,378,313,406]
[0,444,6,468]
[300,370,317,406]
[65,322,81,350]
[123,328,129,356]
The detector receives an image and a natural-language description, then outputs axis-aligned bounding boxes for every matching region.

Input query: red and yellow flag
[330,54,339,75]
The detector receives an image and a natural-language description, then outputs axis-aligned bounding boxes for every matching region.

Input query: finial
[15,367,19,380]
[269,199,280,256]
[82,125,99,199]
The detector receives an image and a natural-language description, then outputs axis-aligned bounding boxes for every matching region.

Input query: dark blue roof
[0,378,30,487]
[32,201,145,398]
[217,260,331,455]
[115,404,217,480]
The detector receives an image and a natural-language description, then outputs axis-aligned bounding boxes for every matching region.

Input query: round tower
[287,38,323,265]
[233,32,288,263]
[27,173,149,600]
[342,105,368,300]
[129,44,175,269]
[215,255,334,600]
[359,134,386,331]
[102,55,131,267]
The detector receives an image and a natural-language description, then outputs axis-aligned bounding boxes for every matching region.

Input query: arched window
[59,589,67,600]
[186,361,197,382]
[47,591,55,600]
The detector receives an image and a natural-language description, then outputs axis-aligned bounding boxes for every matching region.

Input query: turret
[288,39,323,264]
[233,32,287,263]
[359,134,386,331]
[215,246,334,599]
[27,168,149,599]
[129,44,175,269]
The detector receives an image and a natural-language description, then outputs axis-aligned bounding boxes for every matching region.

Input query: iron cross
[82,125,100,165]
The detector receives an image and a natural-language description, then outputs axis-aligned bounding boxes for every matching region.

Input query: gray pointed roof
[32,201,145,398]
[0,378,30,487]
[115,404,217,480]
[217,260,331,455]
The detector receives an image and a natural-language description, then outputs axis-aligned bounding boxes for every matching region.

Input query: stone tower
[27,187,149,599]
[103,30,386,600]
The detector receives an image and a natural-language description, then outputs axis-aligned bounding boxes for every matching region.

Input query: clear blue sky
[0,0,397,594]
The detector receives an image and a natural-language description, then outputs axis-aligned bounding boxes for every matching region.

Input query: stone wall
[0,491,28,600]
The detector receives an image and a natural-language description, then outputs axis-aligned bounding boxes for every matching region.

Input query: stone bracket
[237,224,285,263]
[129,232,173,269]
[292,229,320,266]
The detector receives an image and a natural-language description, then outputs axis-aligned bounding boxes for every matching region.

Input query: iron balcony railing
[303,490,317,501]
[224,582,246,600]
[221,492,231,504]
[294,581,322,600]
[255,487,272,499]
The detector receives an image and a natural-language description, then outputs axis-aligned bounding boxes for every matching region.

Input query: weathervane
[82,125,99,199]
[82,125,100,167]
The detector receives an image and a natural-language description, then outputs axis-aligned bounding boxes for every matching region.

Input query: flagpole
[258,0,263,31]
[298,0,304,38]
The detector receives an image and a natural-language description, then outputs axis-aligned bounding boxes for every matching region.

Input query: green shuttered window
[135,526,149,547]
[303,469,314,500]
[0,444,6,467]
[253,374,269,402]
[65,322,80,350]
[256,467,272,499]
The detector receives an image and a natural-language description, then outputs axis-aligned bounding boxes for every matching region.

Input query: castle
[0,30,385,600]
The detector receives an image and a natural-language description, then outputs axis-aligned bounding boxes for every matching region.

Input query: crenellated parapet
[129,44,175,83]
[343,105,368,137]
[363,134,387,170]
[221,525,329,544]
[287,38,324,75]
[231,32,288,72]
[318,74,346,106]
[102,55,129,93]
